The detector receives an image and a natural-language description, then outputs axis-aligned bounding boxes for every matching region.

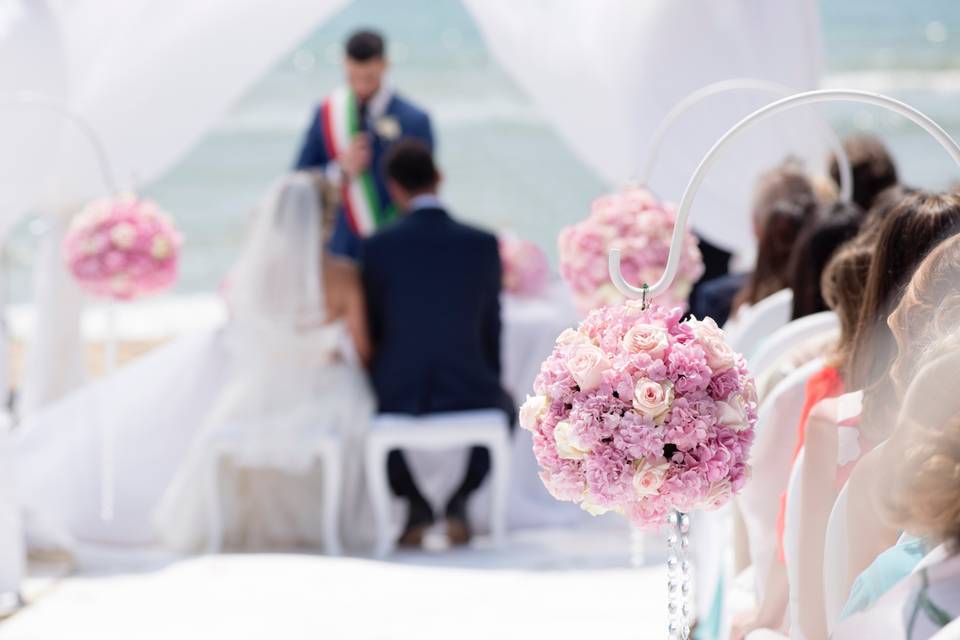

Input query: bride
[15,172,374,553]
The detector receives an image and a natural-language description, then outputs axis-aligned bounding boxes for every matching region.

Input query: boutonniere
[374,115,401,141]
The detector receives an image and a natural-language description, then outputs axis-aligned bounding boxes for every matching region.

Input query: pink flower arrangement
[558,187,704,315]
[521,301,757,528]
[64,194,182,301]
[498,234,550,297]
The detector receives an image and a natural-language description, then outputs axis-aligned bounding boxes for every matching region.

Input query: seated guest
[735,192,960,639]
[828,133,899,212]
[754,200,864,398]
[690,158,816,326]
[835,342,960,639]
[788,200,865,320]
[836,232,960,625]
[362,140,514,547]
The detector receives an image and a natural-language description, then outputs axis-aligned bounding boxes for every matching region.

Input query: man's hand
[338,133,371,178]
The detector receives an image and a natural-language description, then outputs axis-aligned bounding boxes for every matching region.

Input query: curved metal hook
[639,78,853,203]
[0,90,119,195]
[611,89,960,300]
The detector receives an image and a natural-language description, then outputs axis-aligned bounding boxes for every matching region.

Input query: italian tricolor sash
[320,87,383,236]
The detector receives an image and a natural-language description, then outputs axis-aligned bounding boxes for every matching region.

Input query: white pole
[99,302,119,521]
[610,89,960,300]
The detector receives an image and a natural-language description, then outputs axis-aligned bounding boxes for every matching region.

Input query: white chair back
[750,311,838,377]
[739,358,824,601]
[727,288,793,363]
[0,425,23,599]
[783,447,806,639]
[823,481,851,633]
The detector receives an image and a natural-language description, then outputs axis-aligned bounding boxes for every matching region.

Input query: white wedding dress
[16,173,375,553]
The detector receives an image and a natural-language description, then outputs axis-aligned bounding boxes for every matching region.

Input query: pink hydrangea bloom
[522,300,757,529]
[498,234,550,296]
[557,187,704,316]
[64,194,182,301]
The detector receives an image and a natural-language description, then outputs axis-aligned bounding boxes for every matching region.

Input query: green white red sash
[321,87,383,236]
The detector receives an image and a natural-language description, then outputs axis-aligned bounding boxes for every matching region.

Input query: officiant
[294,29,435,258]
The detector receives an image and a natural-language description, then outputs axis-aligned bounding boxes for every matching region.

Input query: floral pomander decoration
[64,194,182,301]
[498,233,550,297]
[558,187,703,315]
[521,301,757,528]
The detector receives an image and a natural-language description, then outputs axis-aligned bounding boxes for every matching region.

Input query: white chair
[727,288,793,363]
[823,481,851,634]
[739,358,824,599]
[783,447,806,639]
[365,409,510,557]
[205,433,343,556]
[749,311,838,377]
[0,423,23,614]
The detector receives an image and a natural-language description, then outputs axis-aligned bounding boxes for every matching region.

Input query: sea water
[6,0,960,301]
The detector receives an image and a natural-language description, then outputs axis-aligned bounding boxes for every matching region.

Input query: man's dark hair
[383,139,439,193]
[345,30,385,62]
[829,134,898,211]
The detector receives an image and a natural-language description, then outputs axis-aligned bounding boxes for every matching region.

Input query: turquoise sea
[8,0,960,301]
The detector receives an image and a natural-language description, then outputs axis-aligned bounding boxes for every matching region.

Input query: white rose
[556,328,584,346]
[690,317,736,373]
[151,236,172,260]
[716,395,749,432]
[580,500,623,516]
[698,479,732,511]
[518,394,548,431]
[110,223,136,249]
[633,378,673,423]
[622,323,669,360]
[554,421,590,460]
[565,343,610,391]
[633,458,670,496]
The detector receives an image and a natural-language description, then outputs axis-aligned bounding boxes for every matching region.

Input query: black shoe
[444,496,472,546]
[397,499,434,549]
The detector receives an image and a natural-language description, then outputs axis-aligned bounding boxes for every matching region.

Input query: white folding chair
[739,358,824,598]
[365,409,510,558]
[0,425,23,613]
[823,481,851,634]
[750,311,838,377]
[727,288,793,363]
[205,432,343,556]
[783,447,806,638]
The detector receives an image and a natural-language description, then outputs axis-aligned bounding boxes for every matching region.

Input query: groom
[294,29,434,258]
[362,140,514,547]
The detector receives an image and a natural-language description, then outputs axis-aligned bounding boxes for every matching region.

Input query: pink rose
[716,395,750,432]
[556,328,584,346]
[565,343,610,391]
[632,378,673,422]
[689,317,736,373]
[633,458,670,496]
[518,394,548,431]
[622,323,669,359]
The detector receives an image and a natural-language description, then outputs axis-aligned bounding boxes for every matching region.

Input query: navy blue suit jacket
[361,207,514,421]
[294,92,434,258]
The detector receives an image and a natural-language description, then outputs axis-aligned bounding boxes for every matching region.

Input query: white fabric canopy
[4,0,350,413]
[463,0,825,254]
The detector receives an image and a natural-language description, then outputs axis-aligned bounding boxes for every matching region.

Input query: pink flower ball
[63,194,183,301]
[557,186,704,316]
[498,234,550,297]
[521,301,757,529]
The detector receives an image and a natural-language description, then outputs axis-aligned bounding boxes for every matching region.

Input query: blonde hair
[884,344,960,549]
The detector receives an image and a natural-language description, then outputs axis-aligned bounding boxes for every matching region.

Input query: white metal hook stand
[611,89,960,301]
[0,91,122,521]
[639,78,853,203]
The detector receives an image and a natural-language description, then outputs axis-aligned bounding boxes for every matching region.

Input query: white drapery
[3,0,351,413]
[463,0,824,255]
